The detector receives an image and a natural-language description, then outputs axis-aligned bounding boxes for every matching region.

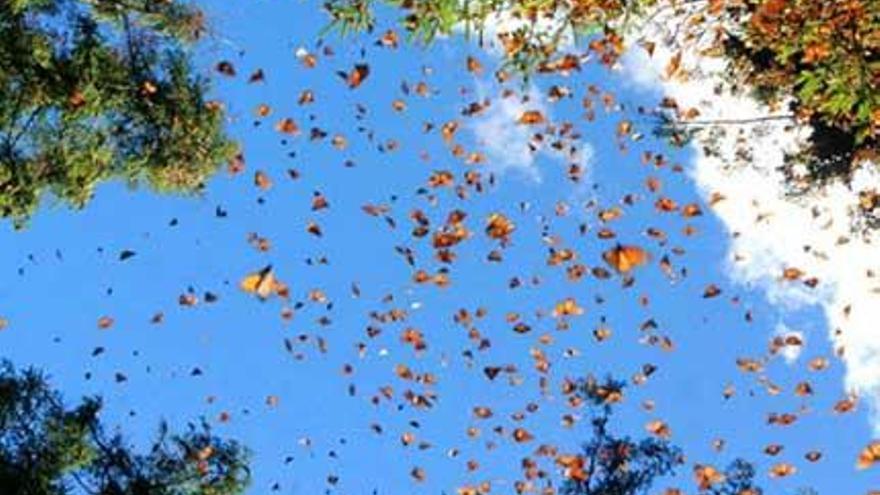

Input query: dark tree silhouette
[559,375,684,495]
[559,376,763,495]
[0,361,250,495]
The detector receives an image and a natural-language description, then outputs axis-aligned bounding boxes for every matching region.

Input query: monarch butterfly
[254,171,272,191]
[517,110,546,125]
[764,444,783,456]
[512,427,533,443]
[240,265,277,300]
[466,55,483,74]
[485,213,515,240]
[768,462,796,477]
[593,326,612,342]
[556,454,587,482]
[428,170,455,188]
[645,420,671,439]
[553,298,583,317]
[275,118,299,136]
[441,121,459,143]
[457,486,478,495]
[857,440,880,469]
[602,244,649,273]
[598,206,623,222]
[473,406,493,419]
[255,103,271,117]
[693,464,724,490]
[377,29,399,48]
[410,466,426,482]
[338,64,370,89]
[703,284,721,298]
[215,61,235,77]
[682,203,702,217]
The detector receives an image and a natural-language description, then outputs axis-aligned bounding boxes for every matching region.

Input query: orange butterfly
[512,427,533,443]
[553,298,584,317]
[338,64,370,88]
[240,265,285,300]
[857,440,880,469]
[602,244,649,273]
[693,464,724,490]
[768,462,796,477]
[517,110,546,125]
[377,29,399,48]
[485,213,515,240]
[466,55,483,74]
[556,454,588,482]
[275,118,299,135]
[645,420,671,439]
[254,170,272,190]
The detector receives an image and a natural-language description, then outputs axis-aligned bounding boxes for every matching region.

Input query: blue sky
[1,1,878,493]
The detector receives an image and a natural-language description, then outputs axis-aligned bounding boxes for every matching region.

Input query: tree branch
[662,113,796,127]
[6,106,45,153]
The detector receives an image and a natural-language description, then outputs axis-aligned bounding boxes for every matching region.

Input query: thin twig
[666,114,796,126]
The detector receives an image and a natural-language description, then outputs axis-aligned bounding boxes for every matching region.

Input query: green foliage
[323,0,655,75]
[323,0,879,190]
[0,0,235,227]
[723,0,880,180]
[560,376,684,495]
[0,361,250,495]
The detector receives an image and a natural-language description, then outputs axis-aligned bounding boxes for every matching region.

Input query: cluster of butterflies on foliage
[69,15,879,495]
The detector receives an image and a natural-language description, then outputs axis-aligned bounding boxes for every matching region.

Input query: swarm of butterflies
[28,5,876,494]
[219,23,880,494]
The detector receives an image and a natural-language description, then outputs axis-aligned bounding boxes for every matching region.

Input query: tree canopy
[557,376,763,495]
[324,0,879,190]
[723,0,880,183]
[0,361,250,495]
[0,0,235,227]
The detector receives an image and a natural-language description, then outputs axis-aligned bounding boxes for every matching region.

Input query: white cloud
[459,9,576,57]
[467,82,595,188]
[620,8,880,430]
[468,83,546,181]
[773,323,805,365]
[464,13,591,183]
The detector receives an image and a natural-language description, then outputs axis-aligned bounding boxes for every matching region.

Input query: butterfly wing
[602,247,622,271]
[348,64,370,88]
[240,265,274,299]
[604,245,648,273]
[620,245,648,271]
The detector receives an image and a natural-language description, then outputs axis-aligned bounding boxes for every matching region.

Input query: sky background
[1,1,878,493]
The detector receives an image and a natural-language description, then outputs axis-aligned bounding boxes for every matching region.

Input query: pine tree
[0,361,250,495]
[559,376,684,495]
[559,375,763,495]
[0,0,236,227]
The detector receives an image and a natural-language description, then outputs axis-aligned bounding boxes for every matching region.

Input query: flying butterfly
[338,64,370,89]
[768,462,796,478]
[240,265,284,300]
[693,464,724,490]
[857,440,880,469]
[517,110,546,125]
[602,244,649,273]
